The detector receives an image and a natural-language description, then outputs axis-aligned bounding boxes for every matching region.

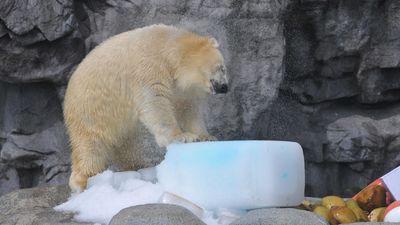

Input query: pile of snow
[54,169,241,225]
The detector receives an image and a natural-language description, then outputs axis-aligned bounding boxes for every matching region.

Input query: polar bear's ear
[209,37,219,48]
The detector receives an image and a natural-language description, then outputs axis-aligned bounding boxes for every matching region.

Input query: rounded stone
[230,208,329,225]
[109,204,206,225]
[347,223,397,225]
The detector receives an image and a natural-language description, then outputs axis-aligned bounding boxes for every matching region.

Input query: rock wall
[267,0,400,196]
[0,0,399,197]
[0,0,287,195]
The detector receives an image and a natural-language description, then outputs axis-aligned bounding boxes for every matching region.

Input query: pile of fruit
[300,184,397,224]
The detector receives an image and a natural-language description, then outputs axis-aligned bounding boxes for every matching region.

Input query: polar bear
[63,24,228,193]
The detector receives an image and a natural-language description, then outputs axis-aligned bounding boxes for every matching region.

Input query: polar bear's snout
[211,79,228,94]
[210,64,228,94]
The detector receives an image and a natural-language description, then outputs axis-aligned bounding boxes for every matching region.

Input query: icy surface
[55,169,223,225]
[55,170,165,224]
[158,141,305,209]
[55,141,304,225]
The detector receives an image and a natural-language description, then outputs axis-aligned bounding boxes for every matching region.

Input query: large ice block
[156,140,305,210]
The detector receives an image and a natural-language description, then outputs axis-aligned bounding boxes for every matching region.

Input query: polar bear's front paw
[199,134,218,142]
[171,132,200,144]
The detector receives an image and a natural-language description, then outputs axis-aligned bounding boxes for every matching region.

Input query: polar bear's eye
[218,65,225,73]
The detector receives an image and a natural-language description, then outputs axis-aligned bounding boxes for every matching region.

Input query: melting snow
[54,169,240,225]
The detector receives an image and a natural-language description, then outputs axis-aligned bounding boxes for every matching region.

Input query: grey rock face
[317,115,400,195]
[0,33,85,83]
[0,82,70,195]
[1,0,400,198]
[0,185,90,225]
[0,0,287,195]
[0,0,76,44]
[326,115,400,165]
[283,0,400,105]
[109,204,206,225]
[230,208,328,225]
[263,0,400,196]
[0,0,84,84]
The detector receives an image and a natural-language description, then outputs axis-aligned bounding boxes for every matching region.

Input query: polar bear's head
[175,35,228,95]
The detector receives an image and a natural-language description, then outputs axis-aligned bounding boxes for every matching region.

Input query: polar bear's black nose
[220,84,228,93]
[211,79,228,94]
[215,83,228,94]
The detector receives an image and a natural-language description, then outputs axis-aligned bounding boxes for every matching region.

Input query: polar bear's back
[63,24,183,140]
[71,24,180,82]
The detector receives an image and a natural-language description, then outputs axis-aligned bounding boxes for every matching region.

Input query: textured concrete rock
[309,114,400,196]
[358,67,400,104]
[0,33,85,83]
[230,208,328,225]
[109,204,206,225]
[284,0,400,105]
[0,82,70,195]
[0,0,287,195]
[1,0,400,199]
[266,0,400,196]
[326,115,400,164]
[0,0,77,44]
[1,121,70,183]
[0,164,19,195]
[0,0,84,83]
[0,185,90,225]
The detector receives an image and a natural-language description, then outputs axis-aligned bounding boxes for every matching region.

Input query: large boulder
[109,204,206,225]
[0,185,90,225]
[230,208,328,225]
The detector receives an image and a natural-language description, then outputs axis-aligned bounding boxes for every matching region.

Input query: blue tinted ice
[157,141,305,210]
